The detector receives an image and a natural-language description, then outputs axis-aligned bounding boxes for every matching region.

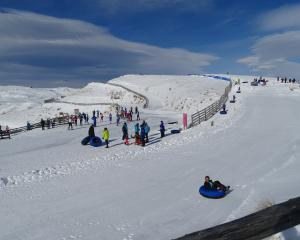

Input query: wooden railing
[174,196,300,240]
[4,116,70,135]
[190,80,232,127]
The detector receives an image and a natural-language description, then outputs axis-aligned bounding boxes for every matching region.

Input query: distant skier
[88,124,95,138]
[203,176,229,192]
[102,127,110,148]
[122,122,129,145]
[160,121,165,138]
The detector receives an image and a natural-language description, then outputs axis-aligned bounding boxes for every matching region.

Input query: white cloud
[0,9,218,87]
[259,3,300,31]
[237,31,300,77]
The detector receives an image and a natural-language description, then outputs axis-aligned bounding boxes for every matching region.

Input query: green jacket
[102,129,110,140]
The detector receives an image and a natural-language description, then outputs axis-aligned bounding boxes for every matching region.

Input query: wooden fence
[174,196,300,240]
[190,80,232,127]
[5,116,70,135]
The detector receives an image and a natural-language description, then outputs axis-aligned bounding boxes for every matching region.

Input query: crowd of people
[277,77,297,83]
[0,125,10,139]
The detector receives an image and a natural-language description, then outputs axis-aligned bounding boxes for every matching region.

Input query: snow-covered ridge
[0,74,228,128]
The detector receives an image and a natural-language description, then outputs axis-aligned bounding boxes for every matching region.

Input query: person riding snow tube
[199,176,230,199]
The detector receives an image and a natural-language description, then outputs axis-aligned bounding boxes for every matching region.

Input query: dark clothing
[105,140,109,148]
[160,122,165,138]
[122,124,128,140]
[204,180,226,192]
[88,126,95,138]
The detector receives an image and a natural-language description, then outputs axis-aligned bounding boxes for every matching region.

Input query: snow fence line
[107,82,149,109]
[190,76,232,128]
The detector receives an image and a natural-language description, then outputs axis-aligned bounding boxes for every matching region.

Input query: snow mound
[109,74,228,114]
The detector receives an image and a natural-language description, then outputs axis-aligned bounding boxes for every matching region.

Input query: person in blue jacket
[144,122,150,143]
[140,121,146,146]
[134,123,140,135]
[160,121,165,138]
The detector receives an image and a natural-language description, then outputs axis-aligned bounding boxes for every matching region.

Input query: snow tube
[90,136,102,147]
[236,90,241,93]
[199,186,226,199]
[230,100,236,103]
[220,110,227,114]
[171,129,181,134]
[81,136,91,145]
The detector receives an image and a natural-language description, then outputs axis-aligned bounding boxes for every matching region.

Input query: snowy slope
[0,86,77,128]
[0,76,300,239]
[109,75,228,114]
[0,75,228,128]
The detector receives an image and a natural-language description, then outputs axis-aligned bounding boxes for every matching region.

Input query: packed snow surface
[0,75,300,240]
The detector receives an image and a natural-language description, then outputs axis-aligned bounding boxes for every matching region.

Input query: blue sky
[0,0,300,87]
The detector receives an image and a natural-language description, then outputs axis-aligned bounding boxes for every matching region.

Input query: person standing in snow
[137,111,140,121]
[144,122,150,143]
[116,113,120,126]
[140,121,146,147]
[27,121,32,131]
[5,126,10,139]
[88,124,95,138]
[96,110,99,118]
[109,113,112,124]
[68,117,73,130]
[160,121,165,138]
[100,113,104,122]
[92,115,97,127]
[222,103,226,112]
[122,122,129,145]
[134,123,141,145]
[41,119,45,130]
[102,127,110,148]
[135,106,138,114]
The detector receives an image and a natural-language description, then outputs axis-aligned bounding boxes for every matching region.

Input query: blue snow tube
[171,129,181,134]
[90,136,102,147]
[199,186,226,199]
[81,136,91,145]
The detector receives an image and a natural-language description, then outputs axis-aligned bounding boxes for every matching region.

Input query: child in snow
[122,122,129,145]
[102,127,110,148]
[204,176,229,192]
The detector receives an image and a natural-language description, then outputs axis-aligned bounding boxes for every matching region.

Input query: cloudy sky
[0,0,299,87]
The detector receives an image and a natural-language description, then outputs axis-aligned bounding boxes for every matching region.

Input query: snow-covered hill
[0,75,299,240]
[0,75,228,128]
[109,74,227,114]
